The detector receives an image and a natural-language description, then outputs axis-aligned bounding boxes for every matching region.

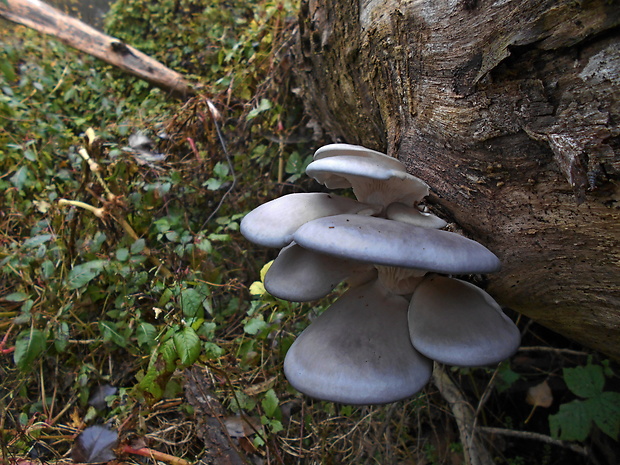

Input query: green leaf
[261,389,279,418]
[173,326,201,366]
[115,248,129,262]
[54,322,70,353]
[136,322,157,347]
[244,316,267,335]
[563,364,605,398]
[99,321,128,348]
[589,392,620,440]
[549,399,592,441]
[22,234,53,248]
[160,338,178,372]
[180,288,204,318]
[10,166,30,190]
[14,329,46,371]
[66,260,108,289]
[4,292,29,302]
[130,238,146,254]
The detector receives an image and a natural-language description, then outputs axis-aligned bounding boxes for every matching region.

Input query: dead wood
[0,0,194,98]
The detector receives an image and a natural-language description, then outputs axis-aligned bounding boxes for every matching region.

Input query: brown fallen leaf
[526,380,553,408]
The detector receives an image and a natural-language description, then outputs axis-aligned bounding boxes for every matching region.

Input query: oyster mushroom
[293,214,501,274]
[240,192,378,248]
[408,275,521,366]
[283,279,433,404]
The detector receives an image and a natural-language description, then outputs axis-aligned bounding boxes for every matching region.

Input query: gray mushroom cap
[408,275,521,366]
[314,143,406,171]
[264,243,375,302]
[293,214,502,274]
[306,155,429,206]
[386,202,448,229]
[283,279,433,404]
[240,193,378,248]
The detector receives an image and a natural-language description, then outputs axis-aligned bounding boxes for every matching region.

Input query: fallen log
[0,0,194,98]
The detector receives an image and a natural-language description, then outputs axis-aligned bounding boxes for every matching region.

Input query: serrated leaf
[180,288,204,318]
[66,260,108,289]
[563,364,604,398]
[589,392,620,440]
[13,329,46,371]
[261,389,279,418]
[549,399,592,441]
[244,317,267,335]
[173,326,201,366]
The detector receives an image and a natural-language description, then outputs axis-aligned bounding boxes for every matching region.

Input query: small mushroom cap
[264,243,375,302]
[284,279,432,404]
[408,275,521,366]
[314,144,405,171]
[386,202,448,229]
[293,214,501,274]
[306,156,429,207]
[240,193,378,248]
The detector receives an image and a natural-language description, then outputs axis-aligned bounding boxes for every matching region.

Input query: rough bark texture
[293,0,620,359]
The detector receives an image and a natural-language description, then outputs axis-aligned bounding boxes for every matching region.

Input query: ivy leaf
[549,399,592,441]
[563,364,605,398]
[66,260,108,289]
[13,329,46,371]
[173,326,201,366]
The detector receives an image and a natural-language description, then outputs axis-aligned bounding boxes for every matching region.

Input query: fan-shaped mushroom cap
[284,279,432,404]
[293,214,501,274]
[306,155,429,206]
[240,193,378,248]
[264,243,375,301]
[408,275,521,366]
[386,202,448,229]
[314,143,405,170]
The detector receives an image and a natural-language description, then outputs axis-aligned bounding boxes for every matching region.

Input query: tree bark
[293,0,620,359]
[0,0,194,98]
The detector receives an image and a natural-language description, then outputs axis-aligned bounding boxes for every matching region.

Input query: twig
[432,364,493,465]
[122,445,191,465]
[478,426,589,456]
[518,346,590,357]
[201,99,237,229]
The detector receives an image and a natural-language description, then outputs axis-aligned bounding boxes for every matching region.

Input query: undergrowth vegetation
[0,1,618,464]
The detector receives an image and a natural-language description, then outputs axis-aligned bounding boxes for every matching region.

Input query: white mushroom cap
[386,202,448,229]
[306,155,429,206]
[240,193,379,248]
[408,275,521,366]
[264,243,375,301]
[293,214,502,274]
[314,143,405,171]
[284,279,432,404]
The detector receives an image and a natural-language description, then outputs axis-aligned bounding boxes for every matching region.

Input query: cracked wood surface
[293,0,620,359]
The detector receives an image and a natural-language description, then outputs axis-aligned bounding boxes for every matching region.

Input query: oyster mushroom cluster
[241,144,520,405]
